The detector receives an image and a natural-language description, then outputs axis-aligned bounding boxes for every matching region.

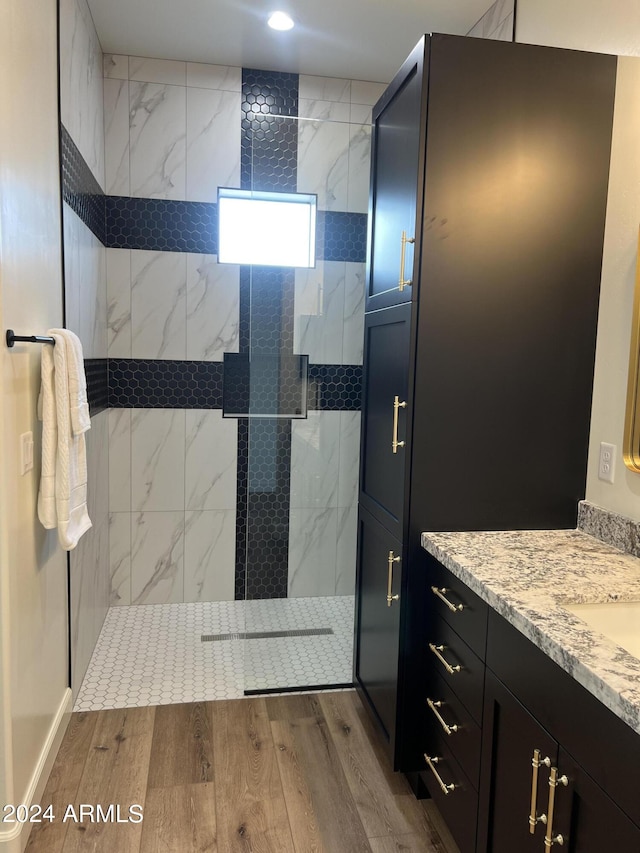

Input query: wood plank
[25,711,98,853]
[62,706,155,853]
[319,692,425,839]
[139,784,217,853]
[369,833,443,853]
[264,693,323,723]
[347,692,410,796]
[147,702,213,788]
[421,802,460,853]
[271,715,371,853]
[211,698,295,853]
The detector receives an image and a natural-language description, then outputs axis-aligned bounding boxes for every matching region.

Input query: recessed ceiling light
[268,11,294,31]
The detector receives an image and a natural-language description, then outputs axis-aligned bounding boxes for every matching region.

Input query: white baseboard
[0,688,72,851]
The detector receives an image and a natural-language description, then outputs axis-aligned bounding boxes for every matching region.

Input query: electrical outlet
[20,432,34,475]
[598,442,616,484]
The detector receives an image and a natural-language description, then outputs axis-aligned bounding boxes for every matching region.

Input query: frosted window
[218,188,316,268]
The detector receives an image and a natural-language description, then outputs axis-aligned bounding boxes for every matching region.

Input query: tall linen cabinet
[353,34,616,772]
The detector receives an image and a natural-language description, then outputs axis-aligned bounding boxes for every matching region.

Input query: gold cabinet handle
[392,396,407,453]
[544,766,568,850]
[423,754,455,795]
[398,230,415,291]
[387,551,400,606]
[529,749,551,834]
[428,643,461,675]
[426,698,459,736]
[431,586,464,613]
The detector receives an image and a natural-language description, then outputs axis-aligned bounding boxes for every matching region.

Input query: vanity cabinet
[479,622,640,853]
[418,557,640,852]
[354,31,617,770]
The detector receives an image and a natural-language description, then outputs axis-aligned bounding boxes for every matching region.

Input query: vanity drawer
[426,613,485,724]
[423,671,482,789]
[426,555,488,657]
[420,737,478,853]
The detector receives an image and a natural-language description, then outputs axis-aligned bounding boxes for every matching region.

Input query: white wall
[0,0,71,848]
[516,0,640,521]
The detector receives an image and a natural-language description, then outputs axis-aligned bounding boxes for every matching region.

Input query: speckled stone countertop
[421,528,640,736]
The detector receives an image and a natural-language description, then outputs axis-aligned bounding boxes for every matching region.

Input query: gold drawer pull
[427,698,459,736]
[392,396,407,453]
[428,643,461,675]
[398,230,415,291]
[544,766,568,850]
[423,754,455,795]
[529,748,550,834]
[387,551,400,607]
[431,586,464,613]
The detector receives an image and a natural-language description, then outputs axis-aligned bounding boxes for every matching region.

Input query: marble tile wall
[59,0,109,696]
[288,412,361,597]
[466,0,515,40]
[108,408,238,604]
[103,58,377,604]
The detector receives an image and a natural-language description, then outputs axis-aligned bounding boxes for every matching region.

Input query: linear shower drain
[201,628,334,642]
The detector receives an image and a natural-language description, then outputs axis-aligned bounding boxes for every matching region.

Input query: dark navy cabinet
[353,32,617,778]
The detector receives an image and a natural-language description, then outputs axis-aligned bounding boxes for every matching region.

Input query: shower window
[217,188,317,268]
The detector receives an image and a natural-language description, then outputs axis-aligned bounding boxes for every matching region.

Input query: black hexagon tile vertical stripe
[60,124,106,244]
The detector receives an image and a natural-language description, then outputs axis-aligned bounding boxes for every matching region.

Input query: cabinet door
[549,749,640,852]
[478,671,559,853]
[354,507,403,755]
[359,303,412,541]
[366,40,425,311]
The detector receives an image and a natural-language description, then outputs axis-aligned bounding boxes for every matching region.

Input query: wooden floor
[25,690,458,853]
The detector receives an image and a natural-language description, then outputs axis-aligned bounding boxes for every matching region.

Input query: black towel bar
[6,330,56,348]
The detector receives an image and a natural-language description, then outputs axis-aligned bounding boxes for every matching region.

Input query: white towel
[37,329,92,550]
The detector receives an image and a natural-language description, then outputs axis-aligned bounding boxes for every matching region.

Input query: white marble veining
[184,510,236,602]
[109,512,131,605]
[186,255,239,360]
[298,99,350,123]
[108,408,131,512]
[299,75,351,104]
[288,507,338,598]
[186,62,241,92]
[60,0,105,187]
[294,261,345,364]
[131,409,186,512]
[63,204,107,358]
[297,114,349,210]
[130,56,186,86]
[336,505,358,596]
[186,87,241,202]
[131,512,184,605]
[129,81,186,199]
[104,54,128,80]
[343,263,365,365]
[338,411,361,509]
[131,250,187,359]
[104,77,130,195]
[85,409,109,521]
[185,410,237,510]
[350,80,386,106]
[290,412,340,509]
[466,0,514,38]
[106,248,132,357]
[349,104,372,125]
[348,124,372,214]
[421,528,640,735]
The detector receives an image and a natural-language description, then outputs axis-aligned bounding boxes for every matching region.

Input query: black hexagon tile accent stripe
[316,211,368,263]
[235,418,249,601]
[60,124,106,244]
[241,69,299,192]
[105,196,218,253]
[307,364,363,411]
[109,360,224,408]
[245,420,291,600]
[84,359,109,416]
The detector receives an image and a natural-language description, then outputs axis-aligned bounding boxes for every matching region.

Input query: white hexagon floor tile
[74,595,354,711]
